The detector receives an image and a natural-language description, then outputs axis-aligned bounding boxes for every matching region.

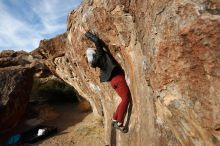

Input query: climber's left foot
[111,120,117,128]
[113,122,128,133]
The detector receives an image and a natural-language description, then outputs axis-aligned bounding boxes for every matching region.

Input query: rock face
[0,50,48,132]
[34,0,220,145]
[0,67,33,132]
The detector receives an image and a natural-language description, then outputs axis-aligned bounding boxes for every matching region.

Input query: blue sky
[0,0,82,52]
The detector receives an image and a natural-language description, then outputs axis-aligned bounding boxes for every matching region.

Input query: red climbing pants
[110,73,131,123]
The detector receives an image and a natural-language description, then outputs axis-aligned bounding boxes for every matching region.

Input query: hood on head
[86,48,96,64]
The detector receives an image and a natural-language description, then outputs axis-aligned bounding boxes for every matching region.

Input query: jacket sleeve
[85,32,105,56]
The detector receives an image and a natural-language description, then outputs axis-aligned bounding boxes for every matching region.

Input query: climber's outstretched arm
[85,32,105,55]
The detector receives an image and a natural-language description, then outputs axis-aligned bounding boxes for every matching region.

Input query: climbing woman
[79,26,131,133]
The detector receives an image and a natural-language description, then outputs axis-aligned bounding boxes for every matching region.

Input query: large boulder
[0,50,49,132]
[0,67,34,132]
[34,0,220,145]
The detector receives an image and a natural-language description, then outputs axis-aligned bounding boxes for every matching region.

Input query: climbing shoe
[113,122,128,133]
[111,120,118,128]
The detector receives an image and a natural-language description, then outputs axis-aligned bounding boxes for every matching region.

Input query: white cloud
[0,3,41,51]
[0,0,81,52]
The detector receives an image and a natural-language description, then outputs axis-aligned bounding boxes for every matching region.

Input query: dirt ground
[32,103,105,146]
[1,103,105,146]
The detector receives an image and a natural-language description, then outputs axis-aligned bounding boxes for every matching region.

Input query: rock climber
[79,26,131,133]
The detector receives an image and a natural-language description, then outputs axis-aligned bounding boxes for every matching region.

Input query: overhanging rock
[33,0,220,145]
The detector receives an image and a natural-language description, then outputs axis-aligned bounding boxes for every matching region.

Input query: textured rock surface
[0,50,51,77]
[0,50,48,132]
[0,67,34,132]
[34,0,220,145]
[0,50,31,68]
